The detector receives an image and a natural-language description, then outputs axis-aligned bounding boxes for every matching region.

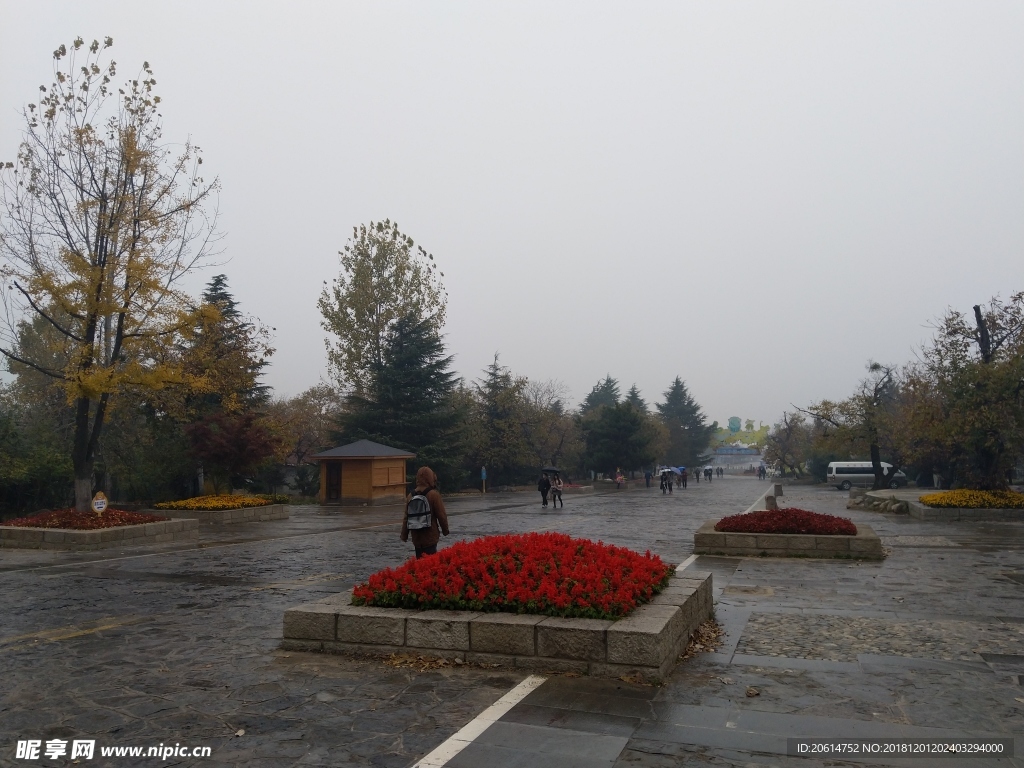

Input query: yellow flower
[919,490,1024,509]
[153,494,273,511]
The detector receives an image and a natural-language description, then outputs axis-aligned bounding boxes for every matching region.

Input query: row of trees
[764,293,1024,490]
[314,219,715,489]
[0,39,717,513]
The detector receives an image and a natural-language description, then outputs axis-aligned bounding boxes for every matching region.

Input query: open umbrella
[542,466,561,473]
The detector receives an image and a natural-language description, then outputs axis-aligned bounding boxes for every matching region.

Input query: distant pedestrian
[645,470,652,488]
[400,466,449,559]
[550,473,564,508]
[681,468,688,488]
[538,472,551,506]
[615,469,624,489]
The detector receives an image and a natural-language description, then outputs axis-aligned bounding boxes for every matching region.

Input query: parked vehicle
[827,461,906,490]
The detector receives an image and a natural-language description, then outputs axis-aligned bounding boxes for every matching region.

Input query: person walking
[550,473,564,508]
[400,466,449,559]
[645,470,652,488]
[615,469,624,489]
[659,471,667,493]
[538,472,551,507]
[681,467,688,488]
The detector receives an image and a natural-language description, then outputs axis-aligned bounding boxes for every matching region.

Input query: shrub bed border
[0,518,198,551]
[694,519,883,560]
[281,571,713,683]
[151,503,288,524]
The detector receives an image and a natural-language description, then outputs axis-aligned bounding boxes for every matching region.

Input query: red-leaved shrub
[715,508,857,536]
[352,532,670,619]
[1,508,169,530]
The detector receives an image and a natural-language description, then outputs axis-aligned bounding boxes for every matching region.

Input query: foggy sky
[2,1,1022,427]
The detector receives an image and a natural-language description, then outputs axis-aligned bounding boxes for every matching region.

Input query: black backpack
[406,490,432,531]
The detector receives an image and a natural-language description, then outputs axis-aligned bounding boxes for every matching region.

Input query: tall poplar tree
[318,221,446,393]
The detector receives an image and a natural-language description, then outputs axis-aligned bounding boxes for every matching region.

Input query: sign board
[91,491,108,514]
[481,467,487,481]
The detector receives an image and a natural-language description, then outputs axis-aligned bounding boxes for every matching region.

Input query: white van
[827,461,906,490]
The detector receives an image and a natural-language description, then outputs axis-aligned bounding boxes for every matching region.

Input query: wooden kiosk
[312,439,415,507]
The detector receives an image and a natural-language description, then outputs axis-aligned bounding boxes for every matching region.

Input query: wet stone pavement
[1,478,1023,767]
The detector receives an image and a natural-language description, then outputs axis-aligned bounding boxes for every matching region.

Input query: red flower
[0,508,169,530]
[715,508,857,536]
[352,532,670,620]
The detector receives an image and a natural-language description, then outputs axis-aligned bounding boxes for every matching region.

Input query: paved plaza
[1,477,1023,766]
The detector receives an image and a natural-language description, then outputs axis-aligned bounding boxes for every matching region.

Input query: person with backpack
[550,473,564,508]
[400,466,449,558]
[538,472,551,507]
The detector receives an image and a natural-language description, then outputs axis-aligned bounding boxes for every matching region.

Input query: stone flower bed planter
[694,519,883,560]
[905,500,1024,522]
[854,491,1024,521]
[282,571,713,683]
[154,503,287,524]
[0,518,198,551]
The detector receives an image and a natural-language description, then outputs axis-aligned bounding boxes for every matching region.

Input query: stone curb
[0,518,199,550]
[152,503,289,524]
[281,571,713,683]
[693,519,883,560]
[905,500,1024,522]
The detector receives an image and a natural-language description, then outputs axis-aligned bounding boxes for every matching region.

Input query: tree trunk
[72,397,94,512]
[71,394,109,511]
[870,442,893,490]
[74,472,93,513]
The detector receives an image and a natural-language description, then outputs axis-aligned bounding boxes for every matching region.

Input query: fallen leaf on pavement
[746,687,760,697]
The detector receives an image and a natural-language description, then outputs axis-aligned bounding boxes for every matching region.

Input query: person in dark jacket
[538,472,551,506]
[400,466,449,558]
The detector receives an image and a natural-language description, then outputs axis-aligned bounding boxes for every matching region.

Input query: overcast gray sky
[2,1,1022,426]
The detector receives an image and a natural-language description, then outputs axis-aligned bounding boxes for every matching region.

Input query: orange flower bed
[1,508,169,530]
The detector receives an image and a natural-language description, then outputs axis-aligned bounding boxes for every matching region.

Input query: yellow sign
[91,491,108,514]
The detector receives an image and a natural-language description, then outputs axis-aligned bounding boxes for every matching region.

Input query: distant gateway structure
[712,445,764,472]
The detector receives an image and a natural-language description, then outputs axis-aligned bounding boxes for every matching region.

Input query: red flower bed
[715,508,857,536]
[353,532,670,620]
[0,508,169,530]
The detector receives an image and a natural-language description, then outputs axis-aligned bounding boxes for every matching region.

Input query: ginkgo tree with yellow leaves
[0,38,219,512]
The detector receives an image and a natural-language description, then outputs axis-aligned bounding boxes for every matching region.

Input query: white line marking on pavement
[412,674,547,767]
[676,554,698,573]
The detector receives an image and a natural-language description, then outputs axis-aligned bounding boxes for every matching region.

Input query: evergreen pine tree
[469,354,531,485]
[625,384,648,413]
[581,375,620,413]
[188,274,273,411]
[340,314,466,488]
[656,376,715,466]
[584,401,664,475]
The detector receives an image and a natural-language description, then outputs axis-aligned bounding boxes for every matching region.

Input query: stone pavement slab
[3,479,1023,767]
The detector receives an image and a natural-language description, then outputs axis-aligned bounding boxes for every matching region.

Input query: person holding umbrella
[538,472,551,507]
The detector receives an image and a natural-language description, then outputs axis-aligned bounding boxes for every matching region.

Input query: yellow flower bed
[154,494,273,511]
[918,489,1024,509]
